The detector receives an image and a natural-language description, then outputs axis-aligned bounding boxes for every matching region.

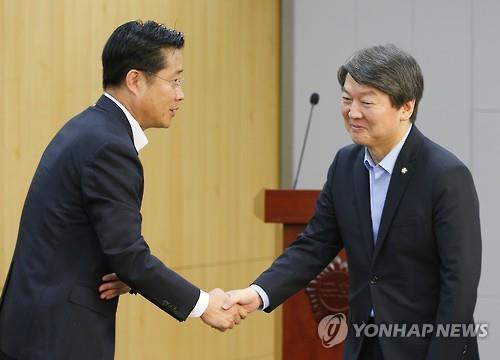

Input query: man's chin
[349,133,368,146]
[159,117,173,128]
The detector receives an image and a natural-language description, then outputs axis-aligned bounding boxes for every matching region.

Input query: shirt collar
[364,124,413,174]
[104,92,148,152]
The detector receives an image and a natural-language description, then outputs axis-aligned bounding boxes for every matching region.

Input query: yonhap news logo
[317,313,489,348]
[317,313,349,348]
[352,322,489,339]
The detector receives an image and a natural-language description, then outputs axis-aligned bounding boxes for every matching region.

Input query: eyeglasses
[146,72,184,88]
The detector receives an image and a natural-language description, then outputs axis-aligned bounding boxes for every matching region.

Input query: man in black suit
[0,20,244,360]
[225,44,482,359]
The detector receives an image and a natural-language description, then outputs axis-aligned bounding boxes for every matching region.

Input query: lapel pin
[401,167,408,174]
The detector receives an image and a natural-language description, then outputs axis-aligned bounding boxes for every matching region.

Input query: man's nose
[176,86,185,101]
[348,102,362,118]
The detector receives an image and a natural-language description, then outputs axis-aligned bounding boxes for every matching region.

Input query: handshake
[199,287,263,331]
[99,273,262,332]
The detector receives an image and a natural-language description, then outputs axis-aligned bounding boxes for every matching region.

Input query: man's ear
[124,69,144,96]
[401,99,416,121]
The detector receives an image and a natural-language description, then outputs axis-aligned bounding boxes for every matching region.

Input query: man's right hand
[200,288,248,331]
[222,287,262,314]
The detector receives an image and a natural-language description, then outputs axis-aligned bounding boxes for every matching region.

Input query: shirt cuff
[188,289,210,317]
[249,284,270,310]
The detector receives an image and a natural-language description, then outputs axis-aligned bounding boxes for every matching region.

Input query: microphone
[292,92,320,189]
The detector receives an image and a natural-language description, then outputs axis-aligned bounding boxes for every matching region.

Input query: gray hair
[337,44,424,122]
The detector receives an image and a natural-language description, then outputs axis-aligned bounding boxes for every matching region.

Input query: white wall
[281,0,500,357]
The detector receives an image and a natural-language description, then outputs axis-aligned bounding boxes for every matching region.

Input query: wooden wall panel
[0,0,280,359]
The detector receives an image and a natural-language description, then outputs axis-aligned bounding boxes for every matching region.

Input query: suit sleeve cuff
[188,289,209,318]
[250,284,270,310]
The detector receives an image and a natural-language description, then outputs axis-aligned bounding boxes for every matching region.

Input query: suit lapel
[353,148,375,259]
[372,126,424,261]
[0,260,13,310]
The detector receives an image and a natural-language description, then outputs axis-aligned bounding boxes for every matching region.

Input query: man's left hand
[99,273,131,300]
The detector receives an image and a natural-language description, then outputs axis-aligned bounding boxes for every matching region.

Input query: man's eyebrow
[360,89,377,96]
[341,87,377,96]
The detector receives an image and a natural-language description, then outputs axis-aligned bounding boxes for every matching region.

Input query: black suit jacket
[254,126,481,359]
[0,96,200,360]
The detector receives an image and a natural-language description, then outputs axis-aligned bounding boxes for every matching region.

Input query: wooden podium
[263,189,349,360]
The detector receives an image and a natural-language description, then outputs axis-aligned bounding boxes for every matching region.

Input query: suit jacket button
[370,276,379,285]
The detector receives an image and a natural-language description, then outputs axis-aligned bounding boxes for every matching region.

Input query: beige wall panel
[1,0,280,358]
[139,0,280,269]
[115,259,277,359]
[0,0,5,274]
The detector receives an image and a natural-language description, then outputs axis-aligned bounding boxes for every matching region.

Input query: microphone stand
[292,93,319,189]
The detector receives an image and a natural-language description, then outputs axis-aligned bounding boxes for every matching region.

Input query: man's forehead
[343,75,381,96]
[161,48,184,73]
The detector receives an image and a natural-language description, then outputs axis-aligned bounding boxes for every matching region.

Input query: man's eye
[342,96,352,102]
[362,101,373,105]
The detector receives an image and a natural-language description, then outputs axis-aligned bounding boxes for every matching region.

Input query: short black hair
[337,44,424,122]
[102,20,184,88]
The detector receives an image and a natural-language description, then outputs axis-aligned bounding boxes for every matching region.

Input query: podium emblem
[305,256,349,323]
